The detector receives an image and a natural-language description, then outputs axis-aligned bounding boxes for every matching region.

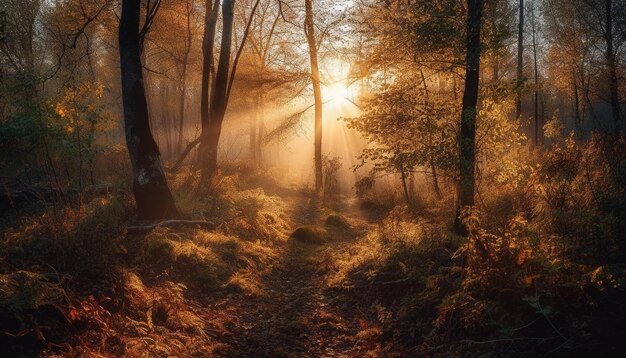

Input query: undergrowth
[330,135,626,357]
[0,168,289,356]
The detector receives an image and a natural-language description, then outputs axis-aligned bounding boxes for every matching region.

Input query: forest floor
[1,174,413,357]
[7,169,624,357]
[196,187,403,357]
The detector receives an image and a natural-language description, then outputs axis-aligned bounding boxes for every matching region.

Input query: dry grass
[0,166,299,356]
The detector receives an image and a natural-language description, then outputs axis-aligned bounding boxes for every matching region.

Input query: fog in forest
[1,0,625,356]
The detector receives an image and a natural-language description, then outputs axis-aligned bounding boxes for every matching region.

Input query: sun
[325,82,349,102]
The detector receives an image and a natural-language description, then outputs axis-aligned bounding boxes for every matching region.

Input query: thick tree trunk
[455,0,483,235]
[119,0,178,219]
[516,0,524,120]
[305,0,323,195]
[198,0,220,175]
[202,0,235,180]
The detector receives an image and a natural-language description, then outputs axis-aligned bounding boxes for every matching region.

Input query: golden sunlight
[324,82,349,102]
[7,0,623,356]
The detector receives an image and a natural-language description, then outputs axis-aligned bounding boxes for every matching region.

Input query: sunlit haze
[2,0,624,356]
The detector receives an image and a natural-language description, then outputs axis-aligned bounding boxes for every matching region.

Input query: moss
[290,225,328,244]
[0,271,65,312]
[325,213,351,229]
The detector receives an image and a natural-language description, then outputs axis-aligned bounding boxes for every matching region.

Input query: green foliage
[47,82,112,166]
[345,79,457,182]
[347,79,525,201]
[335,131,626,355]
[2,194,130,280]
[0,74,112,187]
[0,271,66,313]
[532,134,626,263]
[0,72,47,169]
[363,0,465,71]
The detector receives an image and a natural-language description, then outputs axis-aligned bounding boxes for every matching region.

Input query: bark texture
[199,0,221,178]
[202,0,235,180]
[455,0,483,235]
[119,0,178,219]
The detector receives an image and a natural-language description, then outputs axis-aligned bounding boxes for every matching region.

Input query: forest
[0,0,625,356]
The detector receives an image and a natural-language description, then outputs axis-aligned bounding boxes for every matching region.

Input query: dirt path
[198,192,397,357]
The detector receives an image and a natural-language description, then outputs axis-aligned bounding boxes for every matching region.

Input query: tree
[140,0,203,161]
[530,0,540,145]
[455,0,483,235]
[544,0,597,137]
[175,1,197,156]
[245,0,282,166]
[516,0,524,120]
[604,0,621,131]
[119,0,179,219]
[304,0,323,195]
[198,0,221,179]
[544,0,624,135]
[345,80,457,205]
[200,0,260,180]
[170,0,259,177]
[202,0,235,180]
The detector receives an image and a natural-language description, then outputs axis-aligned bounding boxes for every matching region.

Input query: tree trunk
[573,70,582,137]
[430,156,443,199]
[177,7,192,156]
[604,0,621,131]
[515,0,524,120]
[420,69,442,200]
[455,0,483,235]
[250,90,259,162]
[119,0,178,219]
[198,0,220,174]
[572,71,583,139]
[531,2,539,145]
[304,0,323,195]
[202,0,235,180]
[177,63,188,156]
[400,168,411,206]
[257,91,265,166]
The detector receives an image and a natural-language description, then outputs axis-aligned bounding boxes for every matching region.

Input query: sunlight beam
[324,83,349,103]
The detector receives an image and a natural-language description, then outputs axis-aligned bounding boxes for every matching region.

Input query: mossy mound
[325,213,351,229]
[290,225,328,244]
